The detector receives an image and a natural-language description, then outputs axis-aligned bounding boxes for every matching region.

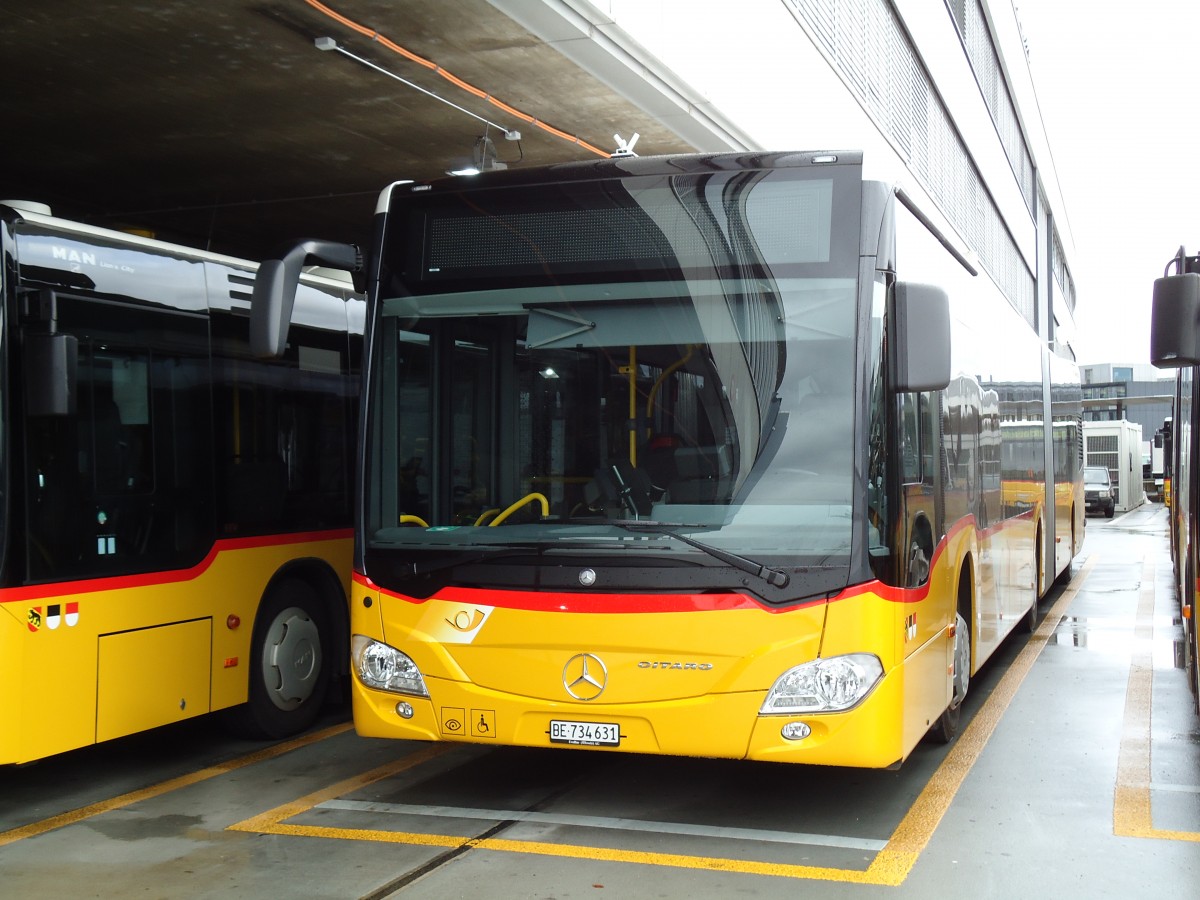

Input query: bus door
[896,390,942,587]
[21,293,214,584]
[385,317,523,528]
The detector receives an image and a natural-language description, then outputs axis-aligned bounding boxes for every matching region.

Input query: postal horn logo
[562,653,608,701]
[446,608,485,632]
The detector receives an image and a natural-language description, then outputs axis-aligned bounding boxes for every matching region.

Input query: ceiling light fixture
[445,132,524,176]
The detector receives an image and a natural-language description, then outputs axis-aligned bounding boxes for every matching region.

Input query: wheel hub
[262,606,323,711]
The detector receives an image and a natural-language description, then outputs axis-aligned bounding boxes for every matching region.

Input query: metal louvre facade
[949,0,1036,214]
[786,0,1036,329]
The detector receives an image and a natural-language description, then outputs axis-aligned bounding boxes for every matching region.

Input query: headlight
[759,653,883,714]
[352,635,429,697]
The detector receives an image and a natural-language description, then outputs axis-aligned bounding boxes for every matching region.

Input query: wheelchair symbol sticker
[471,709,496,738]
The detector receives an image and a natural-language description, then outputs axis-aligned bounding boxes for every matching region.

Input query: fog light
[396,701,414,719]
[781,721,811,741]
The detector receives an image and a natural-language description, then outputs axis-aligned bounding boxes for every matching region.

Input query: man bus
[0,201,361,764]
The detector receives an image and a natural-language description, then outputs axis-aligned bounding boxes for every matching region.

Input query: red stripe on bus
[357,571,913,614]
[0,529,352,603]
[353,572,775,613]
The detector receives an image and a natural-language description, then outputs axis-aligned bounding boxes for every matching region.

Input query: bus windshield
[363,161,864,588]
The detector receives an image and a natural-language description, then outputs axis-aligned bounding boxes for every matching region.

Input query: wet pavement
[1,503,1197,897]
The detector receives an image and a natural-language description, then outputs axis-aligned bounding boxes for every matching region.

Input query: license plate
[549,719,621,747]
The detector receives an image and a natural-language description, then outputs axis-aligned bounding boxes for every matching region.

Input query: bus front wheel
[225,577,332,739]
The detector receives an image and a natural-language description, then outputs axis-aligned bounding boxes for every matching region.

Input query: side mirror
[1150,273,1200,368]
[892,282,951,392]
[25,331,78,416]
[250,239,361,358]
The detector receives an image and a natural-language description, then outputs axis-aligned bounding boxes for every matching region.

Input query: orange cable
[303,0,609,157]
[489,98,535,124]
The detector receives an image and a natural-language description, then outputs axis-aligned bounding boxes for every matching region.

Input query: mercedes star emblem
[562,652,608,701]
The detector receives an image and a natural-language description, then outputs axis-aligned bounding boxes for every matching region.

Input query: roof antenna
[611,133,640,158]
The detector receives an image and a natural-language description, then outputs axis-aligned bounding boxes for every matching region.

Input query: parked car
[1084,465,1115,518]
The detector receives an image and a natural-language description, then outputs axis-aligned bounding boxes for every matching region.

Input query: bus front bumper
[351,665,910,769]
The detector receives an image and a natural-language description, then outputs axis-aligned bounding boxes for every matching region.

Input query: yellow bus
[1152,252,1200,709]
[1001,419,1086,549]
[0,202,361,764]
[254,152,1083,768]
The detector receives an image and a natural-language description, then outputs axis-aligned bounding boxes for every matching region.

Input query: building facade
[1081,363,1173,443]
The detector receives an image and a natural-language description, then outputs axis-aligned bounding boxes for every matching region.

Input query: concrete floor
[1,503,1197,898]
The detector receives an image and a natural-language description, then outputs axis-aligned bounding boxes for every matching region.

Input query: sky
[1014,1,1200,367]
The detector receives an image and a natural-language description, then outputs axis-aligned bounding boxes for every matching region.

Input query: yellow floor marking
[0,721,353,847]
[229,559,1098,885]
[228,743,456,836]
[1113,557,1200,843]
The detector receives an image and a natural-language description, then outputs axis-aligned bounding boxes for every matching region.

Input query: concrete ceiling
[0,1,695,260]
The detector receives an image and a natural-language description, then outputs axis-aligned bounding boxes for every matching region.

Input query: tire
[1105,503,1114,519]
[931,611,970,744]
[1189,616,1200,717]
[224,576,332,739]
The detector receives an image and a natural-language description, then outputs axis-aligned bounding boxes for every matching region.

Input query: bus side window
[899,393,921,483]
[900,391,938,488]
[25,400,82,579]
[896,390,939,587]
[23,297,214,582]
[918,392,938,487]
[212,312,354,534]
[93,350,152,494]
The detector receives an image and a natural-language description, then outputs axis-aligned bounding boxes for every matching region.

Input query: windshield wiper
[608,520,791,589]
[387,524,791,591]
[401,545,533,578]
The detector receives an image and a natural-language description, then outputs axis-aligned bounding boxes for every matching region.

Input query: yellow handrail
[646,345,695,437]
[399,514,429,528]
[627,345,637,467]
[488,492,550,526]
